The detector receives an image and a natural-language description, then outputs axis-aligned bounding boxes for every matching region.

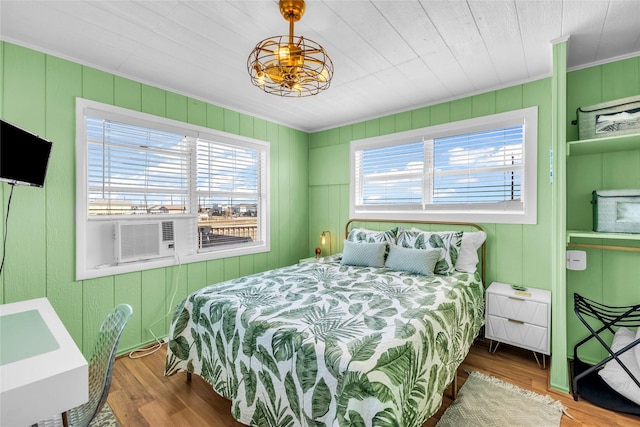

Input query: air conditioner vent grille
[121,223,159,259]
[114,220,175,263]
[162,220,174,242]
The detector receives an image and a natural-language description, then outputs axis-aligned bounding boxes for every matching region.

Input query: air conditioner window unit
[114,220,175,264]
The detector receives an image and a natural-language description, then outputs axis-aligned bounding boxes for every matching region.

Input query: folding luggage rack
[572,293,640,414]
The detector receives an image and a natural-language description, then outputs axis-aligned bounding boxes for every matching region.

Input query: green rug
[436,371,567,427]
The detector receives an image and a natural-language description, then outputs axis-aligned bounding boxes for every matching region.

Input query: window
[350,107,537,224]
[86,118,190,217]
[195,138,263,249]
[76,99,269,279]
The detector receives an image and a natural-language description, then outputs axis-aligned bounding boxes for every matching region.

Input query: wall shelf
[567,133,640,156]
[567,230,640,241]
[567,230,640,252]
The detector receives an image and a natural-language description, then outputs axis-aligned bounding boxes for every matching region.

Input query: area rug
[90,403,120,427]
[36,404,119,427]
[436,371,567,427]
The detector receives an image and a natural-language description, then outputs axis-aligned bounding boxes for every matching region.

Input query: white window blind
[351,107,537,224]
[76,99,270,279]
[196,139,261,201]
[357,126,523,208]
[430,126,523,205]
[86,117,190,216]
[357,141,425,206]
[196,138,265,247]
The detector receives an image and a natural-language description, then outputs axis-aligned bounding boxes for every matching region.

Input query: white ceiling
[1,1,639,132]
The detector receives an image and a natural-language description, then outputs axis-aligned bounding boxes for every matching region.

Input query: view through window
[195,138,261,250]
[86,118,265,251]
[350,107,537,224]
[76,99,269,279]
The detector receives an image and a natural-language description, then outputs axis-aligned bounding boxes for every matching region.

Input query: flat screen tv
[0,119,53,188]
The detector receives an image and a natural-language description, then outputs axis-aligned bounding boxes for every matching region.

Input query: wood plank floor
[108,339,640,426]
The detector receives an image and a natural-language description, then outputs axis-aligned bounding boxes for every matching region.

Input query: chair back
[67,304,133,427]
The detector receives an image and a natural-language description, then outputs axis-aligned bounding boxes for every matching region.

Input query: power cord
[128,252,182,359]
[0,184,15,277]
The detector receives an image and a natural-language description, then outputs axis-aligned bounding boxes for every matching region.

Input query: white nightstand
[485,282,551,369]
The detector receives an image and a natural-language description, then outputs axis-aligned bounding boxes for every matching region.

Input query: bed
[165,219,487,427]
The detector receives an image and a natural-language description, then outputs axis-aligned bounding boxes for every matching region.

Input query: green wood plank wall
[308,79,555,294]
[0,42,309,356]
[565,55,640,365]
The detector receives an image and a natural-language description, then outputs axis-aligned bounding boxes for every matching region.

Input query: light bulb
[276,45,290,62]
[321,234,326,246]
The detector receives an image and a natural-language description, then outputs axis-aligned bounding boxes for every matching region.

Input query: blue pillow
[385,245,444,276]
[340,240,387,268]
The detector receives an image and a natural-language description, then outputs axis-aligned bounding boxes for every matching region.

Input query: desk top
[0,309,60,365]
[0,297,88,426]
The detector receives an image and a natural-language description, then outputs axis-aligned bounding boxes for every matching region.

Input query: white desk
[0,297,88,426]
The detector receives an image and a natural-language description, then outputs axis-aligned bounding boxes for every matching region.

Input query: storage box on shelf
[485,282,551,369]
[575,95,640,140]
[592,189,640,234]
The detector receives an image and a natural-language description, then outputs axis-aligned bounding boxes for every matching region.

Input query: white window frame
[350,107,537,224]
[75,98,270,280]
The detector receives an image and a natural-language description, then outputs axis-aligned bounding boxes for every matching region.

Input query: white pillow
[598,326,640,405]
[410,228,486,273]
[455,231,487,273]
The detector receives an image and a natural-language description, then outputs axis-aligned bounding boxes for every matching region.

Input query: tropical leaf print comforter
[165,256,484,427]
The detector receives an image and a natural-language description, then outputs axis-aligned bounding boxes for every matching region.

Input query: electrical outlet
[566,250,587,271]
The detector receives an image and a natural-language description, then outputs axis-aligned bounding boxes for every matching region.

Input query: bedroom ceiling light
[247,0,333,97]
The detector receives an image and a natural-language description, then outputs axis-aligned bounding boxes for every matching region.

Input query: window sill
[351,210,536,225]
[76,242,270,281]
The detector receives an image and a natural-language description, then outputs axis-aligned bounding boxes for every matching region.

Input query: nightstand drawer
[486,315,549,354]
[486,293,548,327]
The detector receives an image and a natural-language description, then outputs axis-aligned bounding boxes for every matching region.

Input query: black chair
[572,293,640,415]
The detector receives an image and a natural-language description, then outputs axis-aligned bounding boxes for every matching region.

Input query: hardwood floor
[108,339,640,426]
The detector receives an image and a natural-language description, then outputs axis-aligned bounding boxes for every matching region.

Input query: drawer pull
[508,296,525,301]
[508,318,524,324]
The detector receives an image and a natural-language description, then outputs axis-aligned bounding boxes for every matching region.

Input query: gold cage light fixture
[247,0,333,97]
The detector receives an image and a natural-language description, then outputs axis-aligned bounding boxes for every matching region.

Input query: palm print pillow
[396,229,463,275]
[346,227,400,256]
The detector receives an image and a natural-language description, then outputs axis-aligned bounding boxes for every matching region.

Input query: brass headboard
[345,218,486,285]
